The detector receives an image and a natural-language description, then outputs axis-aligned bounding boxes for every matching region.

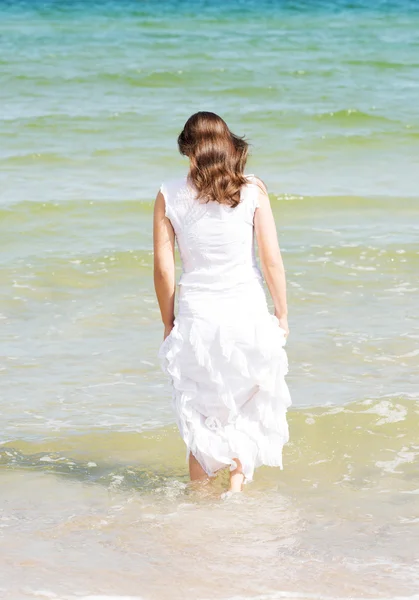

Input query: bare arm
[153,190,176,337]
[254,180,289,336]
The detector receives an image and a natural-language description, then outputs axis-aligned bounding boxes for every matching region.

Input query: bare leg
[229,458,245,493]
[189,452,208,481]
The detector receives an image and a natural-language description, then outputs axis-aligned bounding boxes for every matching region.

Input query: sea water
[1,1,419,598]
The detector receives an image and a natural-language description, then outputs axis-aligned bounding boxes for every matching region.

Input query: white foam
[218,593,419,600]
[28,594,419,600]
[399,349,419,358]
[376,449,417,474]
[362,399,407,425]
[79,596,144,599]
[26,594,144,600]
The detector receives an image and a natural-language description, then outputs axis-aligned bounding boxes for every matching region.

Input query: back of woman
[160,175,261,292]
[153,112,291,496]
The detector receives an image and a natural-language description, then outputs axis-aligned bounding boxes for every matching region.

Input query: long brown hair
[178,112,249,207]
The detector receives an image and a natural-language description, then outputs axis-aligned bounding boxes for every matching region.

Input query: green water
[1,1,419,598]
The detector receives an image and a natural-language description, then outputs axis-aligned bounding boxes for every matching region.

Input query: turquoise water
[2,0,419,201]
[1,1,419,599]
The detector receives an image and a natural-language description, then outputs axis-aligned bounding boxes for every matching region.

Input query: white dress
[158,174,291,482]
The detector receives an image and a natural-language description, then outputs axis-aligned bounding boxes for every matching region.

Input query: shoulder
[242,174,268,213]
[245,174,268,194]
[158,176,191,224]
[159,176,189,200]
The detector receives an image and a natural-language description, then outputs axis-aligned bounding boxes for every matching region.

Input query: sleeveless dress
[158,174,291,482]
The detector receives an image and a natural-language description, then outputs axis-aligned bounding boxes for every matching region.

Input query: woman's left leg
[229,458,245,493]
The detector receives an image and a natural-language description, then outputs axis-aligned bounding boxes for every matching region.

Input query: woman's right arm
[254,180,289,337]
[153,190,176,339]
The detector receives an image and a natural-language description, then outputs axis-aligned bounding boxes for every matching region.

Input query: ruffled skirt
[158,280,291,482]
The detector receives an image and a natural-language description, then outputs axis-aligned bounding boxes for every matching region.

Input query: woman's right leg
[189,452,208,481]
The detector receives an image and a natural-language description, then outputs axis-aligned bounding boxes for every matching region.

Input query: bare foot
[221,489,242,500]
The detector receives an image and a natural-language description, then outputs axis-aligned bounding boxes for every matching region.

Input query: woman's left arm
[153,190,176,339]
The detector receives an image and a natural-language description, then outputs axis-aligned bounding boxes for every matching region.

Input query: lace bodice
[159,175,262,291]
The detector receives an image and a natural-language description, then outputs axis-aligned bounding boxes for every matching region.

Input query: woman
[153,112,291,495]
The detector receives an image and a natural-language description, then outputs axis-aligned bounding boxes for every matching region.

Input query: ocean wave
[6,69,191,88]
[1,396,418,493]
[345,59,419,69]
[0,199,153,221]
[314,108,395,124]
[2,192,418,219]
[1,152,77,166]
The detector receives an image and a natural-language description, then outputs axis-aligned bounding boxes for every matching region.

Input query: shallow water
[1,1,419,598]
